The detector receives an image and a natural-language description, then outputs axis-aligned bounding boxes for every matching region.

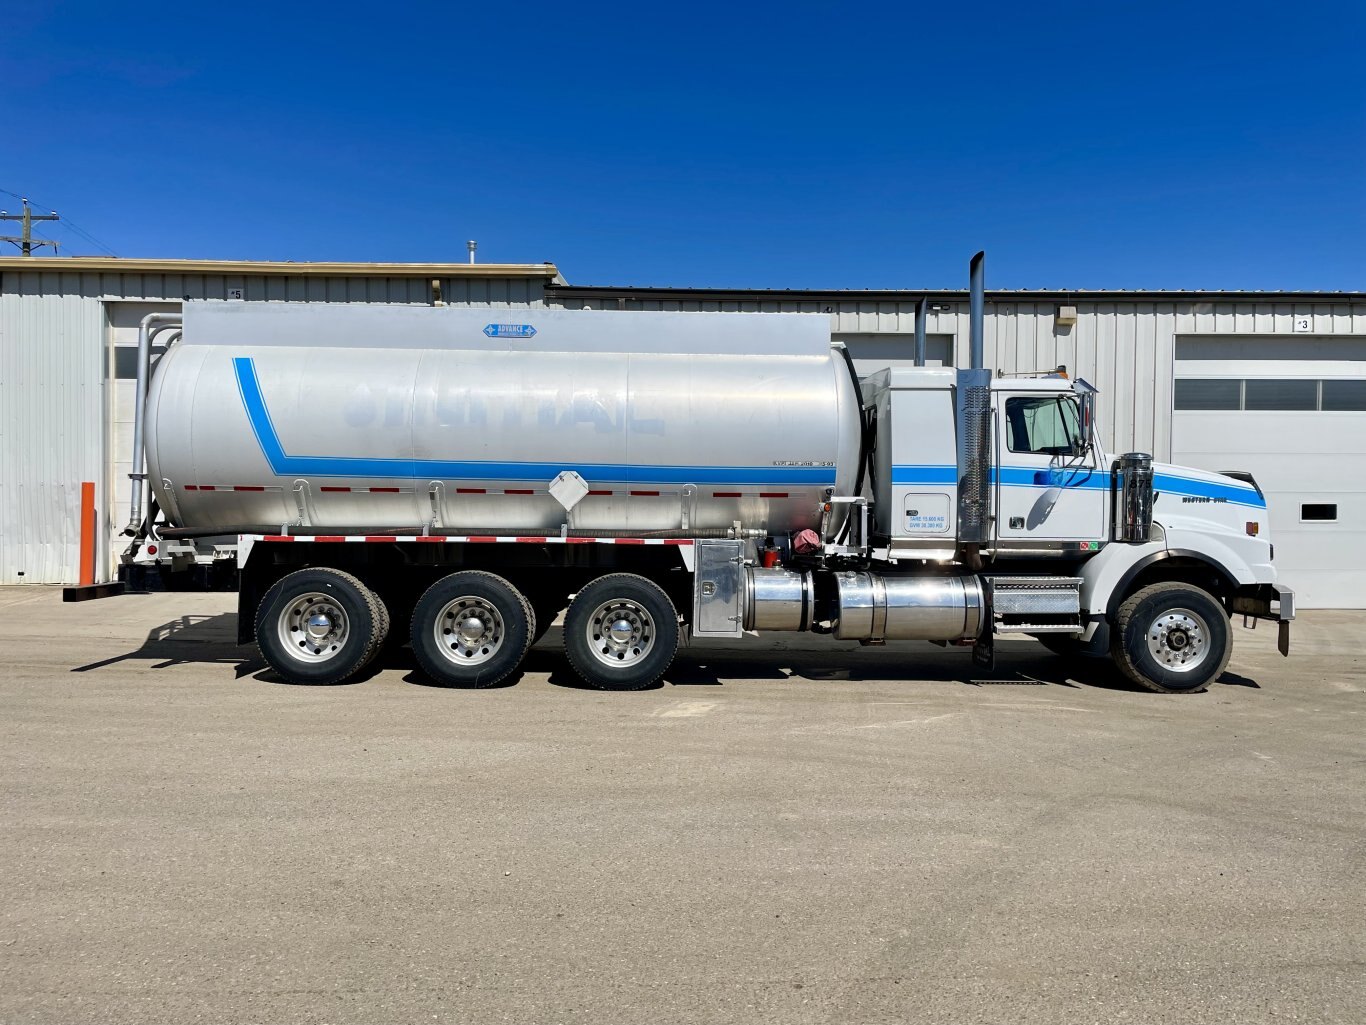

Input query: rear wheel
[410,571,534,687]
[1111,582,1231,693]
[563,574,679,690]
[255,568,388,685]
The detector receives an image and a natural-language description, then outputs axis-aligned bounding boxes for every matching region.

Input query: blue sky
[3,0,1363,290]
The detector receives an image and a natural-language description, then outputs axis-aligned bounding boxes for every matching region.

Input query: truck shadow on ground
[69,614,1260,693]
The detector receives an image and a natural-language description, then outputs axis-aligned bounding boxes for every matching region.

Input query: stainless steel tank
[145,303,862,535]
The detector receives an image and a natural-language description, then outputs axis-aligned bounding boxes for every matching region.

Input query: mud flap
[1278,619,1291,657]
[973,581,995,670]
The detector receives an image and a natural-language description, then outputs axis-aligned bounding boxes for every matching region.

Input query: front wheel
[563,574,679,690]
[1111,583,1232,693]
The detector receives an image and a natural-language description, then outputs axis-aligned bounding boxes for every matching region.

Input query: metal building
[0,257,560,586]
[3,258,1362,608]
[548,285,1366,609]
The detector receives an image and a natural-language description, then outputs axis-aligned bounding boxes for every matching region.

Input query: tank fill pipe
[124,312,182,535]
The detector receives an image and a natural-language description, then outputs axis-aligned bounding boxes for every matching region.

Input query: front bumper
[1231,584,1294,656]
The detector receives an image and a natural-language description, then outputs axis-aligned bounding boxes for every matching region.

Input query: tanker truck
[100,255,1292,694]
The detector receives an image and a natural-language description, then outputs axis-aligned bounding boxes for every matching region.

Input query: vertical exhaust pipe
[956,251,992,556]
[969,250,985,370]
[914,296,927,367]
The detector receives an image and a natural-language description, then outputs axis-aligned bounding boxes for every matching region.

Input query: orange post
[78,481,96,586]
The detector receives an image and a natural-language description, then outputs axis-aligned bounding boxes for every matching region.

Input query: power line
[0,186,118,256]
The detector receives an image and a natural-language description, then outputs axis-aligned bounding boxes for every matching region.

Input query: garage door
[1172,336,1366,608]
[106,302,179,574]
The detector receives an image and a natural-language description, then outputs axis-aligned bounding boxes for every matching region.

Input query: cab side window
[1006,396,1081,455]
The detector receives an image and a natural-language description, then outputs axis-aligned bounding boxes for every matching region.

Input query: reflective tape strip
[249,534,696,546]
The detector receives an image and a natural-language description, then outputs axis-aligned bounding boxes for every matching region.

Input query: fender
[1076,540,1166,617]
[1078,542,1241,620]
[1104,548,1240,619]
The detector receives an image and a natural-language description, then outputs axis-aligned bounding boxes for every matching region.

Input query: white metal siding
[554,294,1366,463]
[0,270,548,584]
[0,282,105,584]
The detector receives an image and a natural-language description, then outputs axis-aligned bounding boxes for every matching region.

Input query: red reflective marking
[263,535,293,542]
[630,490,659,497]
[314,535,345,542]
[759,492,788,498]
[198,485,218,492]
[566,537,597,544]
[615,538,646,545]
[233,485,266,492]
[364,535,391,542]
[369,487,401,493]
[663,539,693,545]
[466,536,497,543]
[504,489,534,495]
[183,484,199,491]
[415,536,447,542]
[320,486,351,493]
[713,491,742,498]
[515,536,547,543]
[587,490,613,496]
[455,487,486,494]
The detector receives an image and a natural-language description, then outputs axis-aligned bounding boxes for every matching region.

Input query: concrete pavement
[2,586,1363,1023]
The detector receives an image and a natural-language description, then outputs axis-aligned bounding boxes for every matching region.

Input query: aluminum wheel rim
[277,592,350,664]
[586,598,655,668]
[1146,607,1211,674]
[434,595,506,665]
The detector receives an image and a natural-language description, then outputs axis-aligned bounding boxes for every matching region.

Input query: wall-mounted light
[929,302,952,312]
[1056,304,1078,326]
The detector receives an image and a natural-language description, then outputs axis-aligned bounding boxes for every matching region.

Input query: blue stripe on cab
[1153,472,1265,508]
[890,464,958,485]
[890,461,1265,508]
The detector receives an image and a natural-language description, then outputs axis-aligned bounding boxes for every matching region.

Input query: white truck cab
[858,364,1291,692]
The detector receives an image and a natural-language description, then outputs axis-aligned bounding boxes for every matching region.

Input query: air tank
[144,303,862,536]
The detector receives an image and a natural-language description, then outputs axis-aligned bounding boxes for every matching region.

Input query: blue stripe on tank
[232,357,838,486]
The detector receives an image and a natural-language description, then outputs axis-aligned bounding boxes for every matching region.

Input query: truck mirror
[1074,380,1098,456]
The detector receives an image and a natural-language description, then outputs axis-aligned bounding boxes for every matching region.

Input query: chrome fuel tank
[145,303,861,535]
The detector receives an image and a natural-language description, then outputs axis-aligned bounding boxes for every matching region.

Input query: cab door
[994,390,1106,543]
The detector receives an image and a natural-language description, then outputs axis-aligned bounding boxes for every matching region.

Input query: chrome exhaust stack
[914,295,928,366]
[956,251,992,548]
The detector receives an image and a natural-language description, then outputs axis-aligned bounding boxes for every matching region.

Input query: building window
[1175,378,1366,412]
[1174,379,1241,410]
[1301,503,1338,522]
[1322,380,1366,411]
[1244,379,1317,411]
[111,345,166,380]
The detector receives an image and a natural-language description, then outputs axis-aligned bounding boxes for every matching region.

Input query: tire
[527,590,567,646]
[410,571,534,687]
[1111,582,1231,694]
[563,574,679,690]
[255,567,388,685]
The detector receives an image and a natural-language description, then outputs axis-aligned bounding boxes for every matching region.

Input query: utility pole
[0,198,60,255]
